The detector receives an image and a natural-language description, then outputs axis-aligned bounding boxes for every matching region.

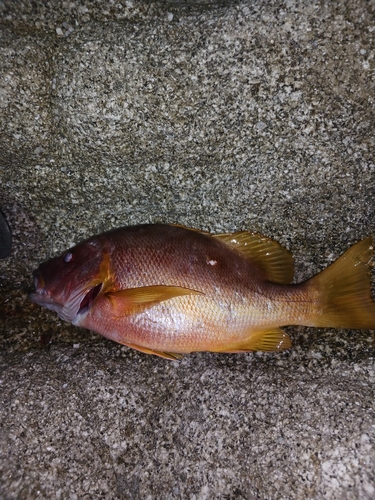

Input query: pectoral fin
[106,285,203,316]
[120,341,184,360]
[216,328,292,353]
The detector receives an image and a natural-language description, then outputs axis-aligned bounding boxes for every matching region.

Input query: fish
[29,223,375,360]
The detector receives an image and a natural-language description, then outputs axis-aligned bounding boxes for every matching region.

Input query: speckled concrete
[1,345,375,499]
[0,0,375,498]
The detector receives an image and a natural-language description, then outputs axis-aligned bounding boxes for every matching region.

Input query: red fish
[29,224,375,359]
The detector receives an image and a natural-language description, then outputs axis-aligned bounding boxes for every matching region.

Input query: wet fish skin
[29,224,375,359]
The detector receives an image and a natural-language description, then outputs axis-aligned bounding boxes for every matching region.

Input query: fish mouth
[29,290,59,308]
[77,283,102,316]
[29,272,60,311]
[28,288,66,317]
[29,274,103,322]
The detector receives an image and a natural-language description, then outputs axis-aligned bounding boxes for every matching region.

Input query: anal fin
[251,328,292,352]
[216,328,292,353]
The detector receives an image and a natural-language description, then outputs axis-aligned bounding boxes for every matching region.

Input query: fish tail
[307,237,375,329]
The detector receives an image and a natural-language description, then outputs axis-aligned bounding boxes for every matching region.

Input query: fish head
[29,238,111,323]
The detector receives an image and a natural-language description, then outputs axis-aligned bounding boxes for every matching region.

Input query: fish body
[29,224,375,359]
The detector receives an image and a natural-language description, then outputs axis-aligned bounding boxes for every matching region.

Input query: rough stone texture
[0,0,375,498]
[1,345,375,499]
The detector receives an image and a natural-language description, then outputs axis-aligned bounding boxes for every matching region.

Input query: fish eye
[63,252,74,263]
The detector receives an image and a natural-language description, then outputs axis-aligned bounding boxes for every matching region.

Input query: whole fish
[29,224,375,359]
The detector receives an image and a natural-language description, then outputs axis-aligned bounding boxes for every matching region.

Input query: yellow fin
[121,341,184,360]
[170,223,208,235]
[251,328,292,351]
[106,285,203,316]
[216,328,292,353]
[213,231,294,284]
[307,237,375,329]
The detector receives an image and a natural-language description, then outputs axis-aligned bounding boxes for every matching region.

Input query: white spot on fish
[206,259,217,266]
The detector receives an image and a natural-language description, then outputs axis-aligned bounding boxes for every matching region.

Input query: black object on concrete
[0,210,12,259]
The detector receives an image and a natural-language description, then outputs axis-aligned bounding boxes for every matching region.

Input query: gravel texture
[0,0,375,498]
[1,344,375,499]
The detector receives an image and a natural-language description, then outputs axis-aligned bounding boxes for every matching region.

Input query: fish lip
[28,289,59,307]
[28,289,68,319]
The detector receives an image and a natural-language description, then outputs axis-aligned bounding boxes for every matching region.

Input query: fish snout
[28,270,57,309]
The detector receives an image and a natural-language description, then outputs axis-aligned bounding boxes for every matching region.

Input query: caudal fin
[308,237,375,329]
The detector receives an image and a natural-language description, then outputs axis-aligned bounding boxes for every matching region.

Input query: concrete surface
[0,0,375,498]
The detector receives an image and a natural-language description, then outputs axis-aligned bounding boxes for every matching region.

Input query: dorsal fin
[213,231,294,284]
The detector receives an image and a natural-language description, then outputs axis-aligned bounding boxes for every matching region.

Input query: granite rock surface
[0,0,375,498]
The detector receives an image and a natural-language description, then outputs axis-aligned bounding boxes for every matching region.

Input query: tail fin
[308,237,375,329]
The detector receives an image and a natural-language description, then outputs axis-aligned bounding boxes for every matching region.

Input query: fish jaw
[29,282,103,323]
[28,290,63,314]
